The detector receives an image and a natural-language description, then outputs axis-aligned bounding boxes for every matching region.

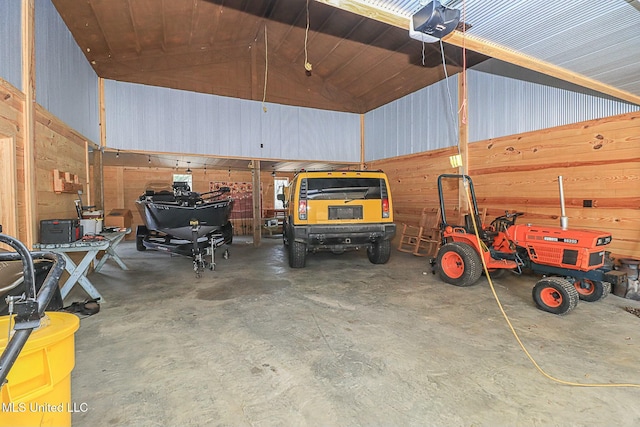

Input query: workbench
[33,229,130,302]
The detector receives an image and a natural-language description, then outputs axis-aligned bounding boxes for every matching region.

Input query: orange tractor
[433,174,626,315]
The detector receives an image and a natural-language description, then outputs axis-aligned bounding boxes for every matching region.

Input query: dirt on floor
[65,236,640,426]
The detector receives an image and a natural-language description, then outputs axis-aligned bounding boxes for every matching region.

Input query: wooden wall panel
[369,146,459,228]
[369,111,640,259]
[0,82,25,244]
[1,78,96,245]
[34,108,89,230]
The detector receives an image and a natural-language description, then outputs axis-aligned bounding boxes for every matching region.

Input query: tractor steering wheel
[491,211,525,231]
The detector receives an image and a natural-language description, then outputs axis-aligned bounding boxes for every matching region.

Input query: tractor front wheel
[573,279,611,302]
[532,277,578,315]
[436,242,483,287]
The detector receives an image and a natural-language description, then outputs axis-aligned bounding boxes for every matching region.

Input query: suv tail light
[298,200,307,220]
[382,198,390,218]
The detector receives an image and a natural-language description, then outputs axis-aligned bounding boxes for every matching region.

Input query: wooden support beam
[458,71,468,176]
[98,77,106,210]
[457,71,469,213]
[314,0,640,106]
[22,0,36,247]
[360,114,365,169]
[99,77,106,147]
[314,0,407,28]
[251,160,261,247]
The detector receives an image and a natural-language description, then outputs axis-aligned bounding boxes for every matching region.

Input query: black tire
[367,239,391,264]
[573,279,610,302]
[136,236,146,251]
[282,220,290,247]
[436,242,483,287]
[532,277,579,315]
[289,240,306,268]
[221,221,233,245]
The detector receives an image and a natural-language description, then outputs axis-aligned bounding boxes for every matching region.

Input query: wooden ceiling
[51,0,488,114]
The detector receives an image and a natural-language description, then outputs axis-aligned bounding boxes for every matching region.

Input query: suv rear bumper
[290,223,396,250]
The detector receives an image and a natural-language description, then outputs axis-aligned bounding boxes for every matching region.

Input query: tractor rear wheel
[532,277,578,315]
[573,279,610,302]
[436,242,483,287]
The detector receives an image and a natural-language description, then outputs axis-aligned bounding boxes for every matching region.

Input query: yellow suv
[279,170,396,268]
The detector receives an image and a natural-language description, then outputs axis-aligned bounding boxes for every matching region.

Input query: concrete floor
[66,236,640,426]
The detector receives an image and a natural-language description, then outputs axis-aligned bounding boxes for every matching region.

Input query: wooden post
[22,0,36,247]
[251,160,262,246]
[457,70,469,213]
[85,141,91,205]
[99,77,106,147]
[360,114,365,169]
[98,77,106,210]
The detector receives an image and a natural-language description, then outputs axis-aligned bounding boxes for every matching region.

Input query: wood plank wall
[103,165,294,238]
[0,81,25,246]
[35,107,93,226]
[369,111,640,259]
[1,79,99,246]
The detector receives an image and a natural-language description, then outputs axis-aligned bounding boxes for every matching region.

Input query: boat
[136,182,234,240]
[135,182,234,276]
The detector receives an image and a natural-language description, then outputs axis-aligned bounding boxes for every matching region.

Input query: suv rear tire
[289,240,307,268]
[367,239,391,264]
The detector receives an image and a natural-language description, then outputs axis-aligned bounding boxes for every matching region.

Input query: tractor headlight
[596,236,612,246]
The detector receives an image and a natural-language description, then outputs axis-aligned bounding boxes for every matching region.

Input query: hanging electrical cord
[461,179,640,388]
[262,25,268,113]
[439,39,462,164]
[304,0,312,73]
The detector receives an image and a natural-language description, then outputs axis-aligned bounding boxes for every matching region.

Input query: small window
[306,177,381,200]
[173,174,192,191]
[274,178,288,209]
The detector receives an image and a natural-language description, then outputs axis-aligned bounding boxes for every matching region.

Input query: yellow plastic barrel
[0,312,80,427]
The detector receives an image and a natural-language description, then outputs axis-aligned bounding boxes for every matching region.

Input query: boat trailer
[137,220,233,277]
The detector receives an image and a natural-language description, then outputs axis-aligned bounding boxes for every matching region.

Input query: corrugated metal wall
[468,60,640,142]
[104,80,361,162]
[0,1,22,89]
[364,76,459,161]
[35,0,99,143]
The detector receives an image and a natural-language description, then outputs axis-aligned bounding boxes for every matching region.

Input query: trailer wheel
[136,236,146,251]
[289,241,306,268]
[436,242,483,287]
[573,279,610,302]
[367,239,391,264]
[532,277,578,315]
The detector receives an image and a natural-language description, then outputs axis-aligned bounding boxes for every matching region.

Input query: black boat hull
[136,199,233,241]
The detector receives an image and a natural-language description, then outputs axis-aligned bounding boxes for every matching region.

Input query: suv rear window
[306,178,382,200]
